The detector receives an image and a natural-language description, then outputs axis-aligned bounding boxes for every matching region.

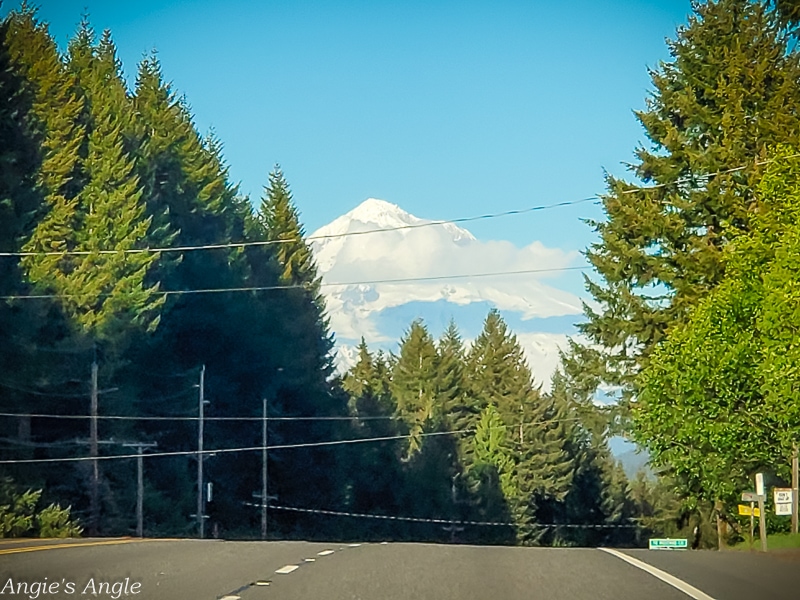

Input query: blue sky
[9,0,691,261]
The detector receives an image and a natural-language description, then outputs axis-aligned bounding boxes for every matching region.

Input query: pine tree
[581,0,800,394]
[3,5,83,296]
[21,20,161,340]
[339,340,407,539]
[437,320,469,429]
[391,319,439,457]
[343,338,393,418]
[0,13,41,255]
[258,166,320,291]
[0,10,45,447]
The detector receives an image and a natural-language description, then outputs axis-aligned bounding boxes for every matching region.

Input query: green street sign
[649,538,688,550]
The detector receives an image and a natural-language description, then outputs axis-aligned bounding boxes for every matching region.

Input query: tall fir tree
[258,166,321,292]
[390,320,439,457]
[581,0,800,396]
[21,20,161,340]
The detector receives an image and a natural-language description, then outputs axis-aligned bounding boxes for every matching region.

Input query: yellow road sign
[738,504,760,517]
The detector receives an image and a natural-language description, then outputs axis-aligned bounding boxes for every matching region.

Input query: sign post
[774,488,793,516]
[755,473,768,552]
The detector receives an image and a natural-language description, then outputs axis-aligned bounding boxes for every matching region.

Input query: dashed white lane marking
[348,543,361,547]
[220,596,241,599]
[317,550,335,556]
[304,558,316,562]
[275,565,299,574]
[599,548,717,600]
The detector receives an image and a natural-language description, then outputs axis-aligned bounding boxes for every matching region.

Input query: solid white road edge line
[598,548,717,600]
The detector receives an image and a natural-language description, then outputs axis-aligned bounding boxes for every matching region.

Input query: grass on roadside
[731,532,800,551]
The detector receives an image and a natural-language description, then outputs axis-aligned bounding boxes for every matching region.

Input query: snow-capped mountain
[310,198,584,389]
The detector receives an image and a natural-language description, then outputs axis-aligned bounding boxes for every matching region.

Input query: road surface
[1,538,798,599]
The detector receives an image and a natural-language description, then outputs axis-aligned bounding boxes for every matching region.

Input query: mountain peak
[346,198,423,228]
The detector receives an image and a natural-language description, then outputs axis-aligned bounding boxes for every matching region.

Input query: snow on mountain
[311,198,584,388]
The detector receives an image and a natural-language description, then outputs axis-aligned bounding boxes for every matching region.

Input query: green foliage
[472,405,517,498]
[0,4,671,547]
[635,147,800,536]
[0,479,82,538]
[258,166,320,291]
[17,17,161,341]
[581,0,800,398]
[391,320,439,456]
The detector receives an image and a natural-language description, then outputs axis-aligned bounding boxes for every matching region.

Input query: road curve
[1,538,799,599]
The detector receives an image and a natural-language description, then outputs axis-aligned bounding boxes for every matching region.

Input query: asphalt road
[1,538,799,599]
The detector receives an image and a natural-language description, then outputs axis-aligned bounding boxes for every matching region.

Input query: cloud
[313,199,586,389]
[313,200,583,343]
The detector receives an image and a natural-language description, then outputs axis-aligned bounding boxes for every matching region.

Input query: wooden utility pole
[123,442,157,537]
[792,443,798,535]
[89,359,99,536]
[197,365,206,539]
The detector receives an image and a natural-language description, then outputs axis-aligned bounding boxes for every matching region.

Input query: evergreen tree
[391,320,439,457]
[21,21,161,340]
[0,9,44,447]
[581,0,800,396]
[340,340,406,539]
[437,320,469,430]
[1,7,98,460]
[465,309,576,541]
[258,166,320,291]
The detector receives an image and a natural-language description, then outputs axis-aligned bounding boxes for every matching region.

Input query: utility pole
[792,443,798,535]
[197,365,206,539]
[122,442,157,537]
[89,358,99,536]
[261,397,268,540]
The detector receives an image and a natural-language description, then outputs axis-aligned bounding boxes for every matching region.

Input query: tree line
[0,5,344,539]
[5,0,800,547]
[572,0,800,547]
[0,4,649,544]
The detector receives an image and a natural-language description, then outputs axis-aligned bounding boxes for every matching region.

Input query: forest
[1,0,800,548]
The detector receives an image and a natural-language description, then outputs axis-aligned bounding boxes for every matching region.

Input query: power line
[0,265,589,301]
[0,410,584,426]
[0,197,599,259]
[0,152,793,262]
[614,153,800,194]
[0,428,469,465]
[0,416,589,464]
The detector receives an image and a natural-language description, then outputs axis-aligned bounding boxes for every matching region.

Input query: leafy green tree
[635,147,800,546]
